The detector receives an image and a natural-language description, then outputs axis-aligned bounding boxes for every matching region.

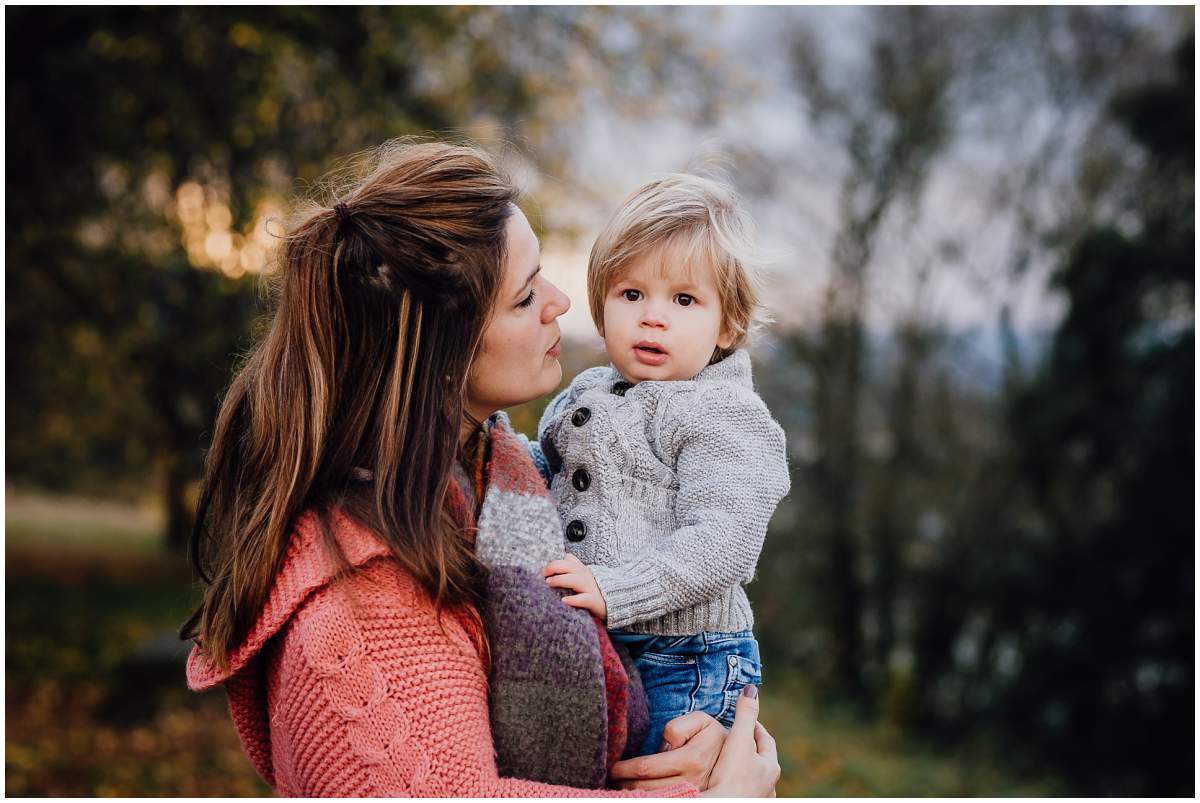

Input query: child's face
[601,243,732,383]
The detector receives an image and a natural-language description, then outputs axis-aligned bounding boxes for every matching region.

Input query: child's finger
[561,593,595,610]
[542,559,573,577]
[545,573,582,591]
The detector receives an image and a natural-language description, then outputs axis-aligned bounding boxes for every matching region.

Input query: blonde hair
[586,173,765,361]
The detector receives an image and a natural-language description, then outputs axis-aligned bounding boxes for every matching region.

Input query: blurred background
[5,6,1193,796]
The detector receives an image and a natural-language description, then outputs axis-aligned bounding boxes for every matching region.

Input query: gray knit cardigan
[534,349,790,635]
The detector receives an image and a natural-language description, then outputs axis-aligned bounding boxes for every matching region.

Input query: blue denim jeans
[609,629,763,758]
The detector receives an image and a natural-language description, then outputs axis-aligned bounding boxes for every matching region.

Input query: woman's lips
[546,337,561,358]
[633,344,668,366]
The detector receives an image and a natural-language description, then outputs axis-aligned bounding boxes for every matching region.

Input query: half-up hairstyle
[182,140,517,670]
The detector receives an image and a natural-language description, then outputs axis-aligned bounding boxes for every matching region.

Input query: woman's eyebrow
[515,265,541,299]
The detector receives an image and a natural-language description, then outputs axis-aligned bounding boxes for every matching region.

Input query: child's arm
[586,390,791,631]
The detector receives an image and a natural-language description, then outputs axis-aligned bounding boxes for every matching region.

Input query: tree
[782,5,956,697]
[988,33,1193,794]
[6,7,726,548]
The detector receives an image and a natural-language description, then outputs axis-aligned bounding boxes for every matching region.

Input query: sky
[524,6,1172,346]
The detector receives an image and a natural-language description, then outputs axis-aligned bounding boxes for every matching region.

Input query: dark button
[566,519,587,542]
[612,381,633,396]
[542,437,563,473]
[572,467,591,492]
[571,407,592,426]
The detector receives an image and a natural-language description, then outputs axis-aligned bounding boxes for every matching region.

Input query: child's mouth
[633,343,669,366]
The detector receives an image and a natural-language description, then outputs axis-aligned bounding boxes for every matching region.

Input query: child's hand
[542,553,607,620]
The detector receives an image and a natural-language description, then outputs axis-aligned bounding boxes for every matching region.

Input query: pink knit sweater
[186,509,698,797]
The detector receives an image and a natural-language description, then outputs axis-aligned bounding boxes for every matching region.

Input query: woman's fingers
[659,711,714,750]
[610,750,687,782]
[611,711,726,791]
[610,750,691,781]
[614,774,692,791]
[753,722,777,759]
[701,688,778,796]
[727,685,760,743]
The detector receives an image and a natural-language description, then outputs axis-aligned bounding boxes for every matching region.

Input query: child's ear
[717,324,734,350]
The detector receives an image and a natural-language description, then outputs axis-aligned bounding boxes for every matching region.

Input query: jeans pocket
[715,647,763,726]
[636,652,700,723]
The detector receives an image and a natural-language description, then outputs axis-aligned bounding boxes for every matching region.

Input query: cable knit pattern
[187,449,696,796]
[538,349,791,634]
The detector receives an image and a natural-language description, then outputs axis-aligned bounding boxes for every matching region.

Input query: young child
[535,173,790,758]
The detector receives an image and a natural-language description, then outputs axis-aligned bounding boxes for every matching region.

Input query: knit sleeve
[590,388,791,630]
[268,559,697,798]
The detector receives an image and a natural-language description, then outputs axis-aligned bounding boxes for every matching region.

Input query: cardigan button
[571,407,592,426]
[542,437,563,473]
[612,381,632,396]
[571,467,591,492]
[566,520,588,542]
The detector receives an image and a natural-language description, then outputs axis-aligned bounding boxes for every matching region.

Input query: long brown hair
[182,141,516,670]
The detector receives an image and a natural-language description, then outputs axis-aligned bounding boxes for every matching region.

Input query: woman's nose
[541,279,571,322]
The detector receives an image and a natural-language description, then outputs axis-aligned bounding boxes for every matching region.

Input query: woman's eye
[622,289,642,302]
[675,293,695,307]
[517,288,537,309]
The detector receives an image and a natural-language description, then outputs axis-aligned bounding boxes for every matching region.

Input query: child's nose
[639,306,668,329]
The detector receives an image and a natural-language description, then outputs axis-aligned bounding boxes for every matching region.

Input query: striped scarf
[452,414,648,787]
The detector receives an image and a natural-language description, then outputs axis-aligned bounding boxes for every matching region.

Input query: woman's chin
[522,363,562,405]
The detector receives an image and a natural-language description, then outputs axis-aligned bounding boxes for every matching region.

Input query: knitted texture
[475,415,649,784]
[186,422,693,797]
[538,349,791,634]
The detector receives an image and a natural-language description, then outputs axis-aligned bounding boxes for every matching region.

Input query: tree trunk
[164,450,192,552]
[814,314,868,697]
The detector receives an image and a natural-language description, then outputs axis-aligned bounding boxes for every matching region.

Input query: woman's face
[465,206,571,421]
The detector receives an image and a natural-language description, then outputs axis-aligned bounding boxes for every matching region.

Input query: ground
[5,488,1057,796]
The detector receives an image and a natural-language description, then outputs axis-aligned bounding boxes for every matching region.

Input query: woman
[182,140,779,796]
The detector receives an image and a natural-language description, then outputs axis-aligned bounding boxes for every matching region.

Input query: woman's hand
[609,711,727,791]
[701,686,779,797]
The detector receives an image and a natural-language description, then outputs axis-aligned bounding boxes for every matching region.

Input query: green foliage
[5,7,714,546]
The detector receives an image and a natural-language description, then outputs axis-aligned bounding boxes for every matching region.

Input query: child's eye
[674,293,695,307]
[517,288,537,309]
[622,289,642,302]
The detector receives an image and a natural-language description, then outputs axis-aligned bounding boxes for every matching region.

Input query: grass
[760,676,1062,796]
[6,488,271,797]
[6,488,1059,796]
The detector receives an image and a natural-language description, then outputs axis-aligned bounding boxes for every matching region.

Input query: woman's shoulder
[186,508,424,691]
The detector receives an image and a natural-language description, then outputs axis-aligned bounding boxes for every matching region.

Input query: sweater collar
[186,507,392,690]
